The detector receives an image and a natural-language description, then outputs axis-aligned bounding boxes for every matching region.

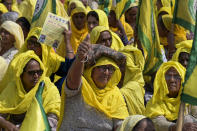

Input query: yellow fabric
[119,45,145,115]
[157,7,172,16]
[57,5,88,56]
[162,15,187,45]
[68,0,84,9]
[119,115,146,131]
[145,61,186,121]
[160,36,168,46]
[161,0,171,7]
[56,0,69,19]
[0,3,8,13]
[98,0,113,16]
[90,26,124,51]
[172,40,192,61]
[83,57,129,119]
[0,56,8,81]
[17,27,64,77]
[0,21,24,50]
[94,9,109,29]
[0,51,60,130]
[110,15,134,41]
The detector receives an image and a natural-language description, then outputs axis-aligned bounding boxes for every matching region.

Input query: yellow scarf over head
[94,9,109,29]
[82,57,129,119]
[90,26,124,51]
[145,61,186,121]
[0,51,60,130]
[162,15,187,45]
[0,56,7,81]
[0,21,24,50]
[172,40,192,62]
[17,27,64,77]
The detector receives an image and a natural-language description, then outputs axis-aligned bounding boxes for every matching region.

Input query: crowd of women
[0,0,197,130]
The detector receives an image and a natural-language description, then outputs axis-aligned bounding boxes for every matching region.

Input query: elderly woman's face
[96,31,112,47]
[0,27,15,48]
[21,59,43,92]
[92,64,115,89]
[27,36,42,58]
[179,52,190,68]
[165,67,181,98]
[72,12,86,30]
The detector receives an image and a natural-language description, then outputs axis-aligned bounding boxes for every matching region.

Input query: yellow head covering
[0,3,8,13]
[90,26,124,51]
[162,15,187,44]
[161,0,171,7]
[93,9,109,29]
[118,115,146,131]
[128,0,139,8]
[82,57,129,119]
[146,61,186,121]
[0,21,24,49]
[0,56,8,81]
[157,7,172,16]
[0,50,60,116]
[17,27,64,77]
[172,40,192,61]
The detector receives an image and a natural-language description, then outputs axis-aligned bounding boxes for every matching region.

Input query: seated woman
[0,51,60,131]
[90,25,145,115]
[118,115,155,131]
[146,61,197,131]
[58,39,129,130]
[0,20,24,64]
[57,2,88,56]
[171,40,192,68]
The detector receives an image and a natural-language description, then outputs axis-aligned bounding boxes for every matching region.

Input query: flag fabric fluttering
[173,0,197,32]
[182,10,197,105]
[136,0,163,75]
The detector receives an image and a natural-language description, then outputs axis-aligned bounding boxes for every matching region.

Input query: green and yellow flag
[173,0,197,32]
[182,12,197,105]
[136,0,163,75]
[31,0,56,28]
[98,0,113,16]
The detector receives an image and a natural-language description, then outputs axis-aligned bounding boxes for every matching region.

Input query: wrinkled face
[165,67,181,98]
[0,27,15,49]
[21,59,43,92]
[178,52,190,68]
[92,64,115,89]
[108,10,117,27]
[87,15,99,32]
[3,0,13,11]
[96,31,112,47]
[27,36,42,58]
[125,6,138,28]
[72,12,86,30]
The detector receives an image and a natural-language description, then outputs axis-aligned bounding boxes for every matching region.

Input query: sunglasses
[96,65,115,74]
[24,70,43,76]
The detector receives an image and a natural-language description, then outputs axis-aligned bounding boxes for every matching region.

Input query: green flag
[182,10,197,105]
[136,0,163,75]
[173,0,197,32]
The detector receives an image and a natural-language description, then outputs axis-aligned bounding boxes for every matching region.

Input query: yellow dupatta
[16,27,64,77]
[119,45,145,115]
[0,51,60,130]
[172,40,192,61]
[145,61,186,121]
[90,26,124,51]
[94,9,109,29]
[0,3,8,13]
[162,15,187,45]
[0,21,24,50]
[82,57,129,119]
[0,56,7,81]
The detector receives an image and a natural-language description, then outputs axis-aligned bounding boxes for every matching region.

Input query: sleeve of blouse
[152,116,175,131]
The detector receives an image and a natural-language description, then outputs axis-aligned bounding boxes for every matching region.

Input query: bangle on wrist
[67,50,74,53]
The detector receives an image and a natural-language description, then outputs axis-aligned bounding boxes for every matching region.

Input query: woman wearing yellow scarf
[172,40,192,68]
[0,3,8,15]
[90,25,124,51]
[58,40,128,130]
[87,9,109,32]
[1,0,21,15]
[57,4,88,56]
[0,51,60,131]
[0,21,24,64]
[145,61,197,131]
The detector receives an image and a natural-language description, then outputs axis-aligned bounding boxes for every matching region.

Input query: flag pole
[176,102,185,131]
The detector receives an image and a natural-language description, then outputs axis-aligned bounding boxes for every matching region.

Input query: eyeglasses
[27,39,41,48]
[25,70,43,76]
[96,65,115,74]
[165,74,182,81]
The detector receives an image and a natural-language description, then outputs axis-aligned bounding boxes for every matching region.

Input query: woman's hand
[63,22,72,44]
[0,119,19,131]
